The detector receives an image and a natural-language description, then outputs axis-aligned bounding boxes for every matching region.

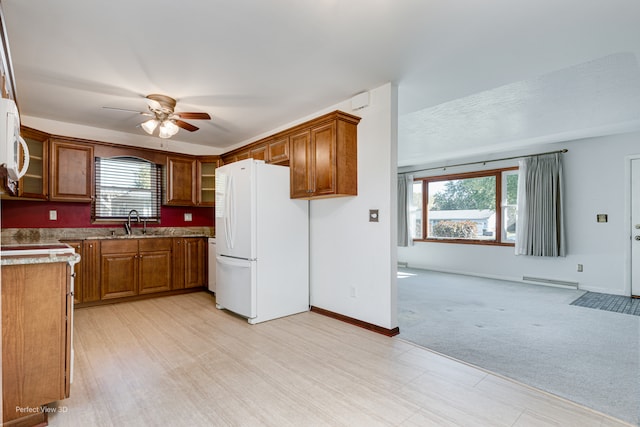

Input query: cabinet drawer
[139,238,172,252]
[101,239,138,254]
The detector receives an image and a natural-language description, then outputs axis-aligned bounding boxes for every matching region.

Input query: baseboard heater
[522,276,578,288]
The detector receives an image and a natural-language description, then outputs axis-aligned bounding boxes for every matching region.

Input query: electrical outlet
[184,213,192,222]
[350,286,357,298]
[577,264,583,272]
[49,210,57,221]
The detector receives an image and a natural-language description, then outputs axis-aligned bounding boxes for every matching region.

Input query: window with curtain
[93,156,161,221]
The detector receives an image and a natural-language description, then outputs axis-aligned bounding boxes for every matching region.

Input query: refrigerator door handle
[224,175,235,249]
[216,255,252,268]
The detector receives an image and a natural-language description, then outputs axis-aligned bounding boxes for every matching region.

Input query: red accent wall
[0,199,214,229]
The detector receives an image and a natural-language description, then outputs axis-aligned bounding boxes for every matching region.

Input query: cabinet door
[2,262,69,423]
[235,151,250,162]
[184,238,205,288]
[100,240,138,299]
[166,156,197,206]
[19,127,48,199]
[197,159,216,207]
[139,238,172,294]
[289,130,312,198]
[172,238,185,289]
[63,241,83,304]
[81,240,101,303]
[50,139,93,202]
[268,136,289,165]
[250,145,267,161]
[311,122,337,197]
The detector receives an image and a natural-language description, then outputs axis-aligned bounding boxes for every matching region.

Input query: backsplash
[0,199,214,228]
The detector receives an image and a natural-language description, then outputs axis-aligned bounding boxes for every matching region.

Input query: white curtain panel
[397,174,414,247]
[515,153,566,257]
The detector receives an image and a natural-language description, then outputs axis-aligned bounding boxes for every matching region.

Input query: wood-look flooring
[47,292,633,427]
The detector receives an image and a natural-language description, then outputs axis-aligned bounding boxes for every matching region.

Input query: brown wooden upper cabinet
[250,145,267,162]
[197,157,217,207]
[19,127,49,200]
[220,111,359,200]
[221,135,289,165]
[49,138,94,202]
[165,156,197,206]
[268,136,289,165]
[289,112,360,199]
[166,155,218,207]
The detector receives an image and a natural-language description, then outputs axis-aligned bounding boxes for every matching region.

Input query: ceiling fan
[104,94,211,139]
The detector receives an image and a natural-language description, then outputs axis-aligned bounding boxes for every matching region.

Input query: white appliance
[207,237,216,292]
[215,159,309,324]
[0,98,29,180]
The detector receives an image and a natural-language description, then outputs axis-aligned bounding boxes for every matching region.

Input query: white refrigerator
[215,159,309,324]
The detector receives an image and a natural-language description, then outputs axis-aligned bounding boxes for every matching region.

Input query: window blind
[93,156,161,220]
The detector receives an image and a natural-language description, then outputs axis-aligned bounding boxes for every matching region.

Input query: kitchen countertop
[83,233,209,240]
[0,243,81,266]
[0,227,214,245]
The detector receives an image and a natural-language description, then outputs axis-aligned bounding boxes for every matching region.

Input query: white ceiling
[3,0,640,164]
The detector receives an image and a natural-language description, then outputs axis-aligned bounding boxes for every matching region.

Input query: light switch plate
[184,213,193,222]
[369,209,379,222]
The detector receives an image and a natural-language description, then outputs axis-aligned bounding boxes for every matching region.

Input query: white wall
[241,83,398,330]
[309,84,398,330]
[398,131,640,296]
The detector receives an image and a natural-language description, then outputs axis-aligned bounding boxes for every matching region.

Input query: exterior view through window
[93,156,161,221]
[410,168,518,245]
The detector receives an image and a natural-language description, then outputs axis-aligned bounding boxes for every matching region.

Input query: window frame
[92,156,162,224]
[413,167,518,246]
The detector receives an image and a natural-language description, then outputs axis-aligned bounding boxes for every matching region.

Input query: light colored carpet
[397,268,640,425]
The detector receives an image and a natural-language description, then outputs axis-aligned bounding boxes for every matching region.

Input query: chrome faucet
[125,209,140,235]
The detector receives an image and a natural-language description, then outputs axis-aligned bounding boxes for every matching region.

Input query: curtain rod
[400,148,568,175]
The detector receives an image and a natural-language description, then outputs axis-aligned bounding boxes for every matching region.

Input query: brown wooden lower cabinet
[2,261,72,426]
[76,237,207,307]
[173,237,206,289]
[100,239,139,300]
[81,240,100,303]
[139,238,172,294]
[100,238,173,300]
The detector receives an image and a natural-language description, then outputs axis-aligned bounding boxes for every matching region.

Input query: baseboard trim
[310,306,400,337]
[75,287,206,308]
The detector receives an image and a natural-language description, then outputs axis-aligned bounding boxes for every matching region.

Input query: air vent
[522,276,578,288]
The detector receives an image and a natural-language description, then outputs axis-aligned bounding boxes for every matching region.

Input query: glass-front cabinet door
[19,127,48,199]
[197,157,217,206]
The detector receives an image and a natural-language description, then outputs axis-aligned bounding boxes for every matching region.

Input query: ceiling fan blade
[175,120,199,132]
[175,112,211,120]
[102,106,151,115]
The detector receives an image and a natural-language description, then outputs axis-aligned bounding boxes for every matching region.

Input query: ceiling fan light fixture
[141,119,159,135]
[159,120,179,138]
